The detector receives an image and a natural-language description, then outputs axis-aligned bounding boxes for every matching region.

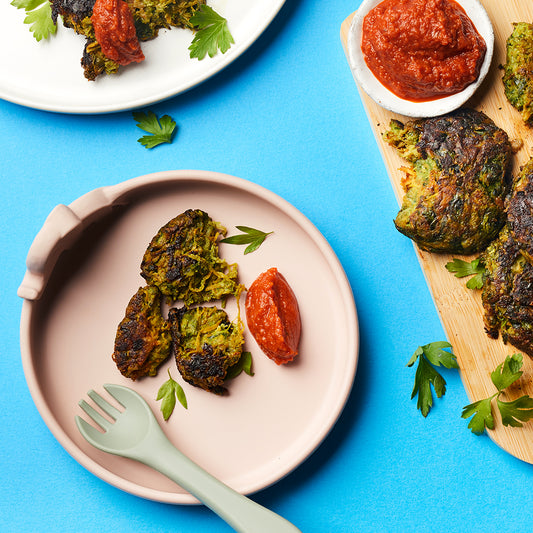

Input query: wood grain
[341,1,533,462]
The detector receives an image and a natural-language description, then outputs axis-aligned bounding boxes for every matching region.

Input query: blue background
[2,1,532,532]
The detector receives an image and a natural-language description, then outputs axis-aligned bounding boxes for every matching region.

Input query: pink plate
[19,170,358,504]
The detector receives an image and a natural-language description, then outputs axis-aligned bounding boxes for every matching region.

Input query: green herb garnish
[133,111,177,149]
[407,341,458,417]
[12,0,56,41]
[445,257,485,289]
[156,369,187,420]
[221,226,273,254]
[462,353,533,435]
[226,351,254,380]
[188,5,234,60]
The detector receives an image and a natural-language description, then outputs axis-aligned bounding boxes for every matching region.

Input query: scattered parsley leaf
[226,351,254,380]
[462,353,533,434]
[133,111,177,149]
[220,226,273,254]
[420,340,458,369]
[407,341,457,417]
[461,397,495,435]
[490,353,524,391]
[156,370,187,420]
[12,0,56,41]
[497,396,533,428]
[445,257,485,289]
[189,5,234,60]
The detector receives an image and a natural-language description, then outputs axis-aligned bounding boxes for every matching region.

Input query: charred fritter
[507,158,533,262]
[112,285,171,380]
[503,22,533,125]
[384,109,511,254]
[482,226,533,358]
[50,0,205,80]
[51,0,119,80]
[141,209,243,306]
[168,306,244,394]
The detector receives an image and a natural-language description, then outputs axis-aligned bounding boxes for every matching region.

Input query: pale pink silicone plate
[19,170,358,504]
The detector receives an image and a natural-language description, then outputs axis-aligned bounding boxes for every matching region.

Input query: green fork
[76,384,301,533]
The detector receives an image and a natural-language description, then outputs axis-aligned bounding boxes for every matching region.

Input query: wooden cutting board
[341,1,533,463]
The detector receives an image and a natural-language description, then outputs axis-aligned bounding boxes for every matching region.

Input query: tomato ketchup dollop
[361,0,486,101]
[92,0,145,66]
[245,268,301,365]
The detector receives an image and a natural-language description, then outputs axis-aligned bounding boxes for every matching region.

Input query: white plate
[19,170,359,504]
[347,0,494,117]
[0,0,285,114]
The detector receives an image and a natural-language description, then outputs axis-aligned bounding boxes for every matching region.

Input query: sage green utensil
[75,384,301,533]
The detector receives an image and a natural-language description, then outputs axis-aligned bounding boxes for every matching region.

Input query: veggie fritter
[50,0,205,80]
[503,22,533,125]
[384,109,511,254]
[507,158,533,262]
[112,285,172,380]
[168,306,244,394]
[482,226,533,358]
[482,158,533,358]
[141,209,243,306]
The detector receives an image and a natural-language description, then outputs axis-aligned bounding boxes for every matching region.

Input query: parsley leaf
[189,5,234,60]
[133,111,177,149]
[445,257,485,289]
[497,396,533,428]
[12,0,56,41]
[156,370,187,420]
[462,354,533,434]
[461,397,495,435]
[490,352,523,391]
[407,341,457,417]
[225,351,254,380]
[220,226,273,254]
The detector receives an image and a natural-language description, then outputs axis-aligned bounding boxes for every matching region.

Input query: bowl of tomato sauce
[347,0,494,117]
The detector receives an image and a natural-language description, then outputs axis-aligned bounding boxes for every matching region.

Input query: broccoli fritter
[141,209,243,306]
[507,158,533,262]
[168,306,244,394]
[50,0,205,80]
[481,158,533,358]
[503,22,533,125]
[129,0,204,41]
[482,226,533,358]
[112,285,172,380]
[384,109,511,254]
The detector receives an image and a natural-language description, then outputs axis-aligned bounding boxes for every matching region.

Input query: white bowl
[347,0,494,117]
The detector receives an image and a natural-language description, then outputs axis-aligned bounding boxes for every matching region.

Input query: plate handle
[17,187,121,300]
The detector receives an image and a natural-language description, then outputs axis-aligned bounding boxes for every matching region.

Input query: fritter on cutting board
[482,159,533,358]
[384,109,511,254]
[112,285,172,380]
[503,22,533,125]
[482,226,533,358]
[51,0,205,80]
[507,158,533,262]
[168,306,244,394]
[141,209,243,306]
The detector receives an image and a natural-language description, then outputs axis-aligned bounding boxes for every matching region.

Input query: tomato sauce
[245,268,301,365]
[361,0,486,101]
[92,0,145,66]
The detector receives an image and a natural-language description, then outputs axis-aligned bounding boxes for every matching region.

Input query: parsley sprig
[407,341,458,417]
[445,257,485,289]
[133,111,177,149]
[461,353,533,435]
[189,5,234,60]
[156,370,187,421]
[221,226,273,254]
[12,0,56,41]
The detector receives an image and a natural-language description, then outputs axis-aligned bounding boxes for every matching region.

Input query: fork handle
[133,424,302,533]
